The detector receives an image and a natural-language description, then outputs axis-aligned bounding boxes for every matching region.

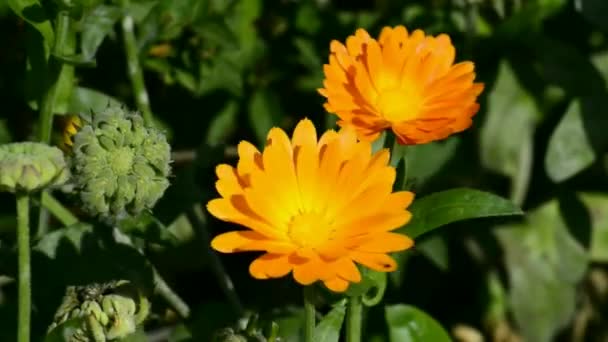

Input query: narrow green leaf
[385,304,451,342]
[248,89,283,146]
[480,61,538,205]
[313,300,346,342]
[545,100,596,182]
[578,194,608,263]
[81,5,121,60]
[399,188,523,240]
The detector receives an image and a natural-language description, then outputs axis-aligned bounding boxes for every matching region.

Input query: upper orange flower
[207,119,414,292]
[319,26,484,145]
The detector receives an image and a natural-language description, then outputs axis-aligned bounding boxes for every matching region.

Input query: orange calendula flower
[319,26,484,144]
[207,119,414,292]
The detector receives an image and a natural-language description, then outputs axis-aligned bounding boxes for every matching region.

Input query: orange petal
[355,232,414,253]
[249,253,293,279]
[351,252,398,272]
[324,277,350,292]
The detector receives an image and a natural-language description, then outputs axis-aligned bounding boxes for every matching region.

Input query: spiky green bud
[70,107,171,220]
[0,142,69,193]
[48,280,150,341]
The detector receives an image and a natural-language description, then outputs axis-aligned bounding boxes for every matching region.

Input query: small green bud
[48,280,150,341]
[70,107,171,220]
[0,142,69,193]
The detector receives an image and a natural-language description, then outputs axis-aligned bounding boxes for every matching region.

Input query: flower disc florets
[0,142,69,193]
[71,107,171,219]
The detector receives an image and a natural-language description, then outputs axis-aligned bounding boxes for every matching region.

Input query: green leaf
[545,100,596,182]
[193,16,239,49]
[8,0,54,50]
[313,300,346,342]
[576,0,608,32]
[248,89,283,146]
[81,5,121,60]
[417,236,449,271]
[385,304,451,342]
[579,194,608,263]
[480,61,538,205]
[44,317,84,342]
[398,188,523,240]
[496,199,589,342]
[206,101,239,146]
[406,138,459,190]
[68,87,123,113]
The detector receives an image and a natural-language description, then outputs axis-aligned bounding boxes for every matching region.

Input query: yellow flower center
[287,212,331,248]
[375,78,423,123]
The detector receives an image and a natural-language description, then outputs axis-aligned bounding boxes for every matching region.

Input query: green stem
[120,2,154,126]
[346,295,363,342]
[303,286,315,342]
[38,11,71,144]
[17,193,31,342]
[186,206,244,316]
[112,228,190,318]
[38,10,73,238]
[41,192,78,226]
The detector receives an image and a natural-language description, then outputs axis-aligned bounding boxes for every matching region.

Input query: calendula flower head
[319,26,484,145]
[70,106,171,220]
[0,142,69,193]
[208,118,414,292]
[48,280,150,341]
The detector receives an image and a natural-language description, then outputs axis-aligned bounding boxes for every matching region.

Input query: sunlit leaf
[385,304,451,342]
[481,61,538,205]
[8,0,54,50]
[496,199,588,342]
[545,100,596,182]
[398,188,523,240]
[313,300,346,342]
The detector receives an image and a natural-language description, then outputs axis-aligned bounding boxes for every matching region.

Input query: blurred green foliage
[0,0,608,341]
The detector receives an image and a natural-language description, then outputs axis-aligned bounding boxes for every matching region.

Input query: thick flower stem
[17,193,31,342]
[119,0,154,126]
[346,295,363,342]
[303,286,316,342]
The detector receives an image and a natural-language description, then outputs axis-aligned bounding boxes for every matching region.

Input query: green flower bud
[70,107,171,220]
[0,142,69,193]
[48,280,150,341]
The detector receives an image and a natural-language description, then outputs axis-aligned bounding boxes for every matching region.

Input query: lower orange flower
[207,119,414,292]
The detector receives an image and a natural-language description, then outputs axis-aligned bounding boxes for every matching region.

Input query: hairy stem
[346,295,363,342]
[120,1,154,126]
[303,286,316,342]
[112,228,190,318]
[17,193,31,342]
[41,192,78,226]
